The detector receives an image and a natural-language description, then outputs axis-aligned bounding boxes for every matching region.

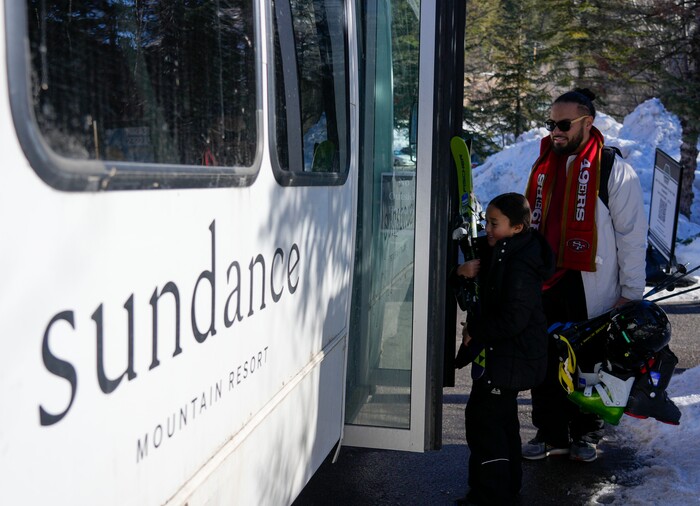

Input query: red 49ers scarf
[525,126,604,272]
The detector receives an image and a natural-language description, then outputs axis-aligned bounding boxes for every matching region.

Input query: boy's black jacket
[461,229,555,390]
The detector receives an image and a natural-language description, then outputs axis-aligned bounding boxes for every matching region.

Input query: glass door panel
[344,0,420,432]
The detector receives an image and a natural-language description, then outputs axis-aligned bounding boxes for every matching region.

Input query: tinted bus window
[271,0,349,184]
[22,0,258,188]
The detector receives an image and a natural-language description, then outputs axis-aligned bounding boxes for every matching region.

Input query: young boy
[455,193,555,505]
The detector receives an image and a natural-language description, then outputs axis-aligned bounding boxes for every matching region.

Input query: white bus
[0,0,466,503]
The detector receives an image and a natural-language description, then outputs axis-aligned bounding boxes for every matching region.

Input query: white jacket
[567,154,647,318]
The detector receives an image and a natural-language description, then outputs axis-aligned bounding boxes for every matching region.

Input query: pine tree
[530,0,646,115]
[619,0,699,218]
[462,0,501,157]
[647,0,699,218]
[463,0,552,158]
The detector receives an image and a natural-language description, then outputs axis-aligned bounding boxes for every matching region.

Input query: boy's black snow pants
[465,379,521,505]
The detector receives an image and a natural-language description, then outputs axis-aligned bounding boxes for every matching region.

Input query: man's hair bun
[574,88,596,102]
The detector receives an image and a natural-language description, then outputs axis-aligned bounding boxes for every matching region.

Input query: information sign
[648,148,683,265]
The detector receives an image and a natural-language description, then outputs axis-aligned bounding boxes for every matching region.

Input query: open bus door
[343,0,466,452]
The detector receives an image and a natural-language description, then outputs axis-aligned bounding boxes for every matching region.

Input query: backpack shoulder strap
[599,145,621,208]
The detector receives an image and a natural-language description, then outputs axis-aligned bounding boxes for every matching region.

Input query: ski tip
[450,136,469,152]
[450,136,471,172]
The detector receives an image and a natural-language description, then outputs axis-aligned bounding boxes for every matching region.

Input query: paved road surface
[294,301,699,505]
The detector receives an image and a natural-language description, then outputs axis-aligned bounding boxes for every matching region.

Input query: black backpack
[599,145,622,208]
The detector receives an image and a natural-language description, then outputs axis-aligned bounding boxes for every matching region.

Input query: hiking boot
[569,440,597,462]
[521,437,569,460]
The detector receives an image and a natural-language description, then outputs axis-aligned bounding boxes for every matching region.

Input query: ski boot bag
[551,300,681,425]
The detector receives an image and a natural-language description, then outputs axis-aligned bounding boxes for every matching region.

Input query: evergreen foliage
[629,0,699,217]
[462,0,698,216]
[464,0,552,160]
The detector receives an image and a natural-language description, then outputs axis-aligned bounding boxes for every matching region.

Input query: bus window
[270,0,350,185]
[15,1,260,189]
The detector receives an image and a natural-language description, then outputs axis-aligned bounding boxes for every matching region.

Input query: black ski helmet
[606,300,671,371]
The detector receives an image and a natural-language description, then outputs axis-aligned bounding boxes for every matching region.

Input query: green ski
[450,135,474,223]
[450,136,485,380]
[449,135,479,273]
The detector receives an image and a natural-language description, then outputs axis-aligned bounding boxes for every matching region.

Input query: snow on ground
[598,366,700,505]
[474,98,700,504]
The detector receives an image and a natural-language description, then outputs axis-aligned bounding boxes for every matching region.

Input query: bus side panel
[168,337,346,505]
[0,69,354,506]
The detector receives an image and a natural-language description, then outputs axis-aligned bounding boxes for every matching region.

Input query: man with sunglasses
[522,89,647,463]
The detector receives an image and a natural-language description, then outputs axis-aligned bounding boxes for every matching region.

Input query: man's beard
[551,128,584,155]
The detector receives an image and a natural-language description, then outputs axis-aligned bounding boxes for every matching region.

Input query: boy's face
[485,206,523,247]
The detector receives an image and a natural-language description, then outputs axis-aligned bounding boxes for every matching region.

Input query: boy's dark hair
[554,88,597,119]
[489,192,531,230]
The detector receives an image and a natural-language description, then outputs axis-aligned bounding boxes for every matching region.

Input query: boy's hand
[457,259,480,279]
[461,324,472,346]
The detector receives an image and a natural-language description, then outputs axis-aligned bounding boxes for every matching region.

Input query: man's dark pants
[530,270,604,447]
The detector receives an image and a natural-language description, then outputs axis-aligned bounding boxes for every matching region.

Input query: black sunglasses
[544,115,589,132]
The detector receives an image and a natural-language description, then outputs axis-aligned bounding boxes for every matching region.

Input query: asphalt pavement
[294,300,699,506]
